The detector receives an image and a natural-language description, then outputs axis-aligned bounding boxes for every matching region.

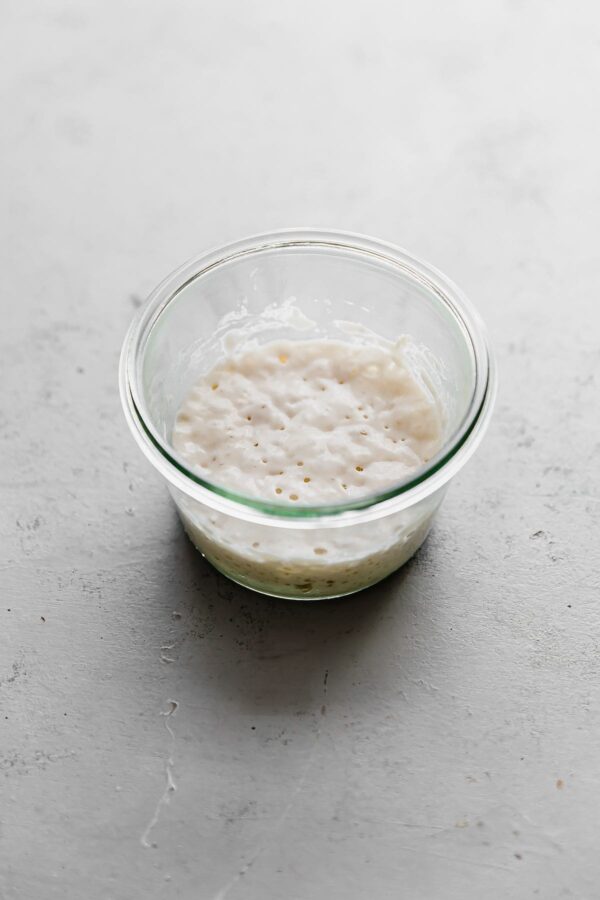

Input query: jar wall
[169,484,447,599]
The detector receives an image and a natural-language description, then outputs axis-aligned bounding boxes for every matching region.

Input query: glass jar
[120,229,495,600]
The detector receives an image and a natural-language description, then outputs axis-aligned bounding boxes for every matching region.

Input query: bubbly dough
[172,338,443,504]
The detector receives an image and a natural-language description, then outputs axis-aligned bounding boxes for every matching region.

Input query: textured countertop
[2,2,599,898]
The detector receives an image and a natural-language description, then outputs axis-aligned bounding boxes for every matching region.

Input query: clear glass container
[120,229,496,600]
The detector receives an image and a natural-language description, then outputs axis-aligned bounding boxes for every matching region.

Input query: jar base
[184,530,426,601]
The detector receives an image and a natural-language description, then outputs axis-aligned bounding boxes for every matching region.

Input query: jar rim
[119,228,496,528]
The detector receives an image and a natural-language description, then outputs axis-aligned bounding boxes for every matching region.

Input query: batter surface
[172,338,443,505]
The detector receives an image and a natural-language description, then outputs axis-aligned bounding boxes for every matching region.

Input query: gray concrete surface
[2,2,599,898]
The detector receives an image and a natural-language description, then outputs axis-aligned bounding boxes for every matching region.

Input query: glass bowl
[119,229,496,600]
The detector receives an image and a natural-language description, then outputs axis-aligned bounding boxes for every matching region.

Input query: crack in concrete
[140,699,179,849]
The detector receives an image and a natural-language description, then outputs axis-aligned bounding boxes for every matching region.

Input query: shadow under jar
[120,229,495,600]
